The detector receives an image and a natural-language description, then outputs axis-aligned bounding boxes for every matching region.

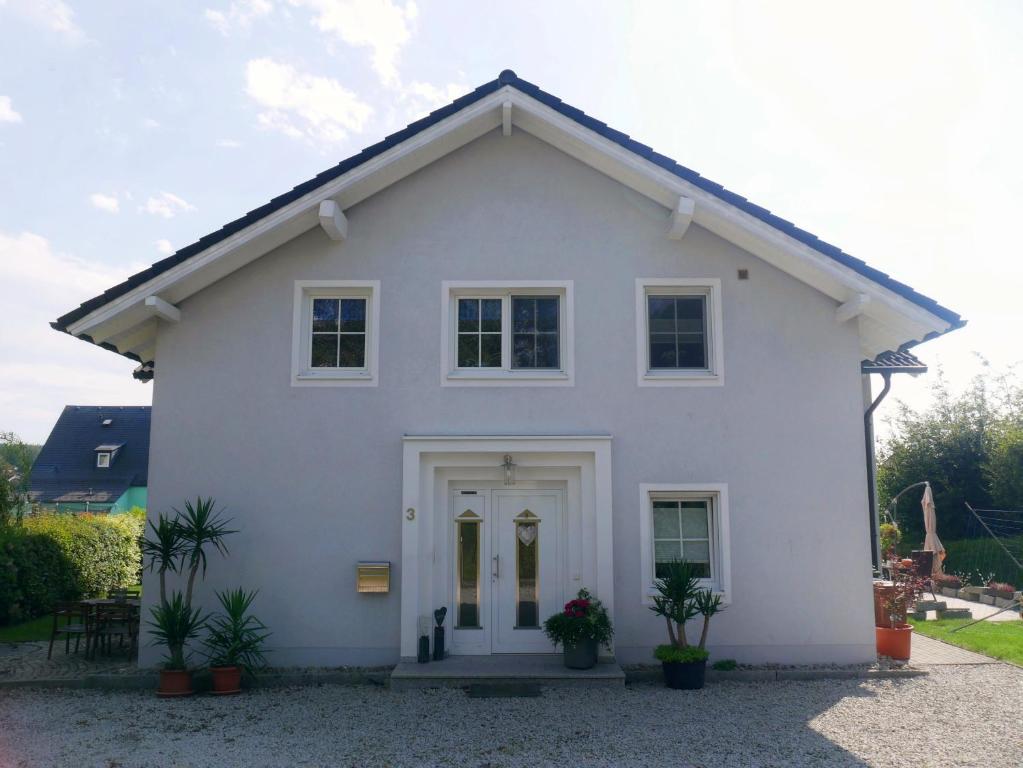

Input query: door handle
[492,555,500,579]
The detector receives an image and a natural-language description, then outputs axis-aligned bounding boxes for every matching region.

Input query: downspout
[864,372,892,572]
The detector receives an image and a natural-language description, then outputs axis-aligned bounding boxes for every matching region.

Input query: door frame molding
[400,435,613,659]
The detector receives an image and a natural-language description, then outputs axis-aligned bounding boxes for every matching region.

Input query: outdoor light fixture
[502,454,516,485]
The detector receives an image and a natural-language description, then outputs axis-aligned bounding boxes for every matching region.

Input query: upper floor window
[635,279,723,386]
[442,282,574,386]
[291,280,380,387]
[96,452,111,468]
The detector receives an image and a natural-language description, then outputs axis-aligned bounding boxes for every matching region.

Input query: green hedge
[0,509,144,625]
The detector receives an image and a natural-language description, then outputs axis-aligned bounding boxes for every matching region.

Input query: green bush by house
[0,509,143,625]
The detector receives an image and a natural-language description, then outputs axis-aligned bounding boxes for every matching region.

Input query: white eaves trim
[65,84,955,363]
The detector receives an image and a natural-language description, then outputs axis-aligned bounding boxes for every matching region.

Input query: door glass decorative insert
[456,518,481,628]
[515,518,539,628]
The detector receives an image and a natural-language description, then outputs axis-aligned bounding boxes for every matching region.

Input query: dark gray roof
[861,349,928,374]
[28,406,151,505]
[52,69,963,358]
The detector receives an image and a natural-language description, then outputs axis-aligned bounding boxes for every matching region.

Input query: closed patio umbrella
[922,482,946,576]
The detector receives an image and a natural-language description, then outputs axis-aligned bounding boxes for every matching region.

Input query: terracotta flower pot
[876,623,913,661]
[157,669,194,697]
[210,666,242,695]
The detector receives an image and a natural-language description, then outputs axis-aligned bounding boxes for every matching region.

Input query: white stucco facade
[130,126,889,667]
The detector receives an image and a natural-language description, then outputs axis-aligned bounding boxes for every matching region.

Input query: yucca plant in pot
[202,588,271,694]
[141,497,235,696]
[542,588,613,669]
[649,559,723,690]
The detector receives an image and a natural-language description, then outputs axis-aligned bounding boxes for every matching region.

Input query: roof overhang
[54,76,963,371]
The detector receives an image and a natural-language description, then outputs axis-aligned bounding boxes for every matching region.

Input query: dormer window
[94,443,123,468]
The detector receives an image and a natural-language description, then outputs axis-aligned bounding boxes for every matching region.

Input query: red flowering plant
[542,588,613,651]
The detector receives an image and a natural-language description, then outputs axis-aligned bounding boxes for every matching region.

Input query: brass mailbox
[356,562,390,593]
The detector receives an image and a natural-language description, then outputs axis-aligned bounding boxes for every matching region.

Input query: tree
[0,432,40,493]
[877,364,1023,546]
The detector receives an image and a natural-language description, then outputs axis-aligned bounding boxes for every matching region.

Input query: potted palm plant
[542,588,613,669]
[202,588,271,694]
[649,559,723,690]
[141,497,235,696]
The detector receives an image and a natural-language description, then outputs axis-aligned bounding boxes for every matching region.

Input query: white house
[54,70,962,668]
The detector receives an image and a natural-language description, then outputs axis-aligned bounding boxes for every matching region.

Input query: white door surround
[400,435,613,659]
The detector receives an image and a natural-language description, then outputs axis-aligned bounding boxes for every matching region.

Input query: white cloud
[217,138,242,148]
[141,117,161,129]
[245,58,372,144]
[88,192,119,214]
[287,0,418,87]
[140,191,196,218]
[204,0,272,35]
[0,95,22,124]
[397,80,469,121]
[0,0,85,42]
[0,230,151,442]
[155,239,174,255]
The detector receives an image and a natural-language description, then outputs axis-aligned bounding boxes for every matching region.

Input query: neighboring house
[52,71,961,667]
[28,406,150,514]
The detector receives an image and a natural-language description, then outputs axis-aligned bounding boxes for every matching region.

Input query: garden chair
[47,602,91,659]
[91,603,139,658]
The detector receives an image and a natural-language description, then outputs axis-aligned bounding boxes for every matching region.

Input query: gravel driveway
[1,666,1020,767]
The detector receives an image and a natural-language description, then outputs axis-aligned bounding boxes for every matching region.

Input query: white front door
[450,488,563,654]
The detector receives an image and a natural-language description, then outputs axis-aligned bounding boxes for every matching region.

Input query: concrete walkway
[909,633,999,665]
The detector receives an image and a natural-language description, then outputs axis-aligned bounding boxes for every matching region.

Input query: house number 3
[406,508,415,521]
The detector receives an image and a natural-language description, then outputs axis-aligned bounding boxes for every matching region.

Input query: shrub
[542,588,613,650]
[0,512,143,625]
[933,574,962,589]
[987,581,1016,594]
[655,645,709,664]
[712,659,738,671]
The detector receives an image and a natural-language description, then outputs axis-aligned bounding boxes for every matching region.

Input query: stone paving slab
[0,642,136,684]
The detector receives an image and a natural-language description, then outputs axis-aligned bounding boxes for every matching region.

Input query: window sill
[640,370,723,388]
[293,370,377,387]
[642,584,730,606]
[443,369,573,387]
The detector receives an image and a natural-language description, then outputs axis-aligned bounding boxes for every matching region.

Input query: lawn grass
[0,584,142,643]
[0,614,52,642]
[909,617,1023,666]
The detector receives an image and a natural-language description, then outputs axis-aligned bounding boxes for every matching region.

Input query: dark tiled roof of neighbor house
[52,69,963,348]
[28,406,151,505]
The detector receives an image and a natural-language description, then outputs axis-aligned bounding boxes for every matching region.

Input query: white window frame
[96,452,111,468]
[441,281,574,387]
[639,483,731,605]
[291,280,380,387]
[635,278,724,386]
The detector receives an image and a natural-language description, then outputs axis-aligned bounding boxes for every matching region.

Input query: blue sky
[1,0,1021,442]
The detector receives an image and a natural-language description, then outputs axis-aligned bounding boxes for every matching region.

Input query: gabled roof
[53,70,963,367]
[28,406,151,505]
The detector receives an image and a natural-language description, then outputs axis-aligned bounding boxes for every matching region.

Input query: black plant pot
[563,639,598,670]
[662,659,707,690]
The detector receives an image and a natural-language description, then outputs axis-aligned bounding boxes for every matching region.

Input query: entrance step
[389,654,625,691]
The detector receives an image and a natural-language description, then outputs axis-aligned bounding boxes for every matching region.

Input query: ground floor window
[639,483,731,602]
